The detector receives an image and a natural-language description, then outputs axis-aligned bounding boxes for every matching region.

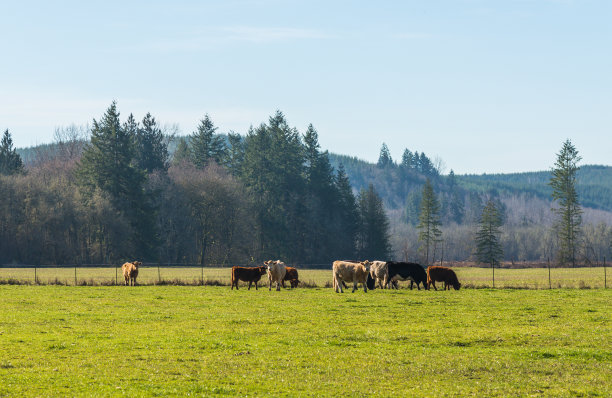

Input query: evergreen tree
[172,137,191,165]
[404,190,421,225]
[226,131,245,177]
[76,102,154,260]
[0,129,24,175]
[475,199,504,285]
[334,164,359,258]
[190,114,227,168]
[303,124,338,262]
[447,170,464,224]
[357,184,392,260]
[241,111,305,260]
[400,148,414,169]
[377,143,393,168]
[549,139,582,266]
[135,113,169,174]
[417,179,442,264]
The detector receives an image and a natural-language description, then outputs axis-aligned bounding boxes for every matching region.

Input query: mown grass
[0,266,609,289]
[0,286,610,397]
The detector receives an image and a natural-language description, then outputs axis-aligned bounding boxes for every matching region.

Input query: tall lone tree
[0,129,24,175]
[475,199,504,286]
[418,179,442,264]
[549,139,582,266]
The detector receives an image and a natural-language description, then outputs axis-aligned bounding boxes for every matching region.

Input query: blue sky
[1,0,610,174]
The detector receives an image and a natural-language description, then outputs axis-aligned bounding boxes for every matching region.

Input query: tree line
[0,103,392,266]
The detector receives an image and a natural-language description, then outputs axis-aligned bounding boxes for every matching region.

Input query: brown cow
[231,266,267,290]
[121,261,141,286]
[427,266,461,290]
[282,266,300,288]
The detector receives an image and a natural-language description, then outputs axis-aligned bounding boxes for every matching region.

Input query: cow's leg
[269,279,272,291]
[432,281,437,290]
[248,281,252,290]
[410,280,414,290]
[255,281,258,290]
[282,280,286,288]
[276,281,281,291]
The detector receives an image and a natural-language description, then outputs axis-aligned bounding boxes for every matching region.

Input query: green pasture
[0,266,609,289]
[0,286,610,397]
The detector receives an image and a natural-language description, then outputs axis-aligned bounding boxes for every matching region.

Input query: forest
[1,103,390,266]
[3,103,611,266]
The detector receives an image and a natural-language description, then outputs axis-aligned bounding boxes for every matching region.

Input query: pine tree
[447,170,464,224]
[400,148,414,169]
[0,129,24,175]
[172,137,191,165]
[377,143,393,168]
[549,139,582,266]
[190,114,227,168]
[76,102,153,260]
[134,113,169,174]
[357,184,392,260]
[417,179,442,264]
[226,131,245,176]
[475,199,504,286]
[334,164,359,258]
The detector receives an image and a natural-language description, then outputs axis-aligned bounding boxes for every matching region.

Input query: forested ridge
[5,106,612,265]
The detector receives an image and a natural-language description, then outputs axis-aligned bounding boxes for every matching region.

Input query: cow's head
[132,261,142,267]
[360,260,372,272]
[453,282,462,290]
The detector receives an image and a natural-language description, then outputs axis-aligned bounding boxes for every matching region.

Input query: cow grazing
[386,261,429,290]
[427,265,461,290]
[231,266,267,290]
[282,266,300,288]
[369,261,389,289]
[121,261,141,286]
[332,260,372,293]
[265,260,287,291]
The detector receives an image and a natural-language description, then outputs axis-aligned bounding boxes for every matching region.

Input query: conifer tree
[172,137,191,165]
[226,131,245,177]
[134,113,169,174]
[334,164,359,258]
[190,114,227,168]
[417,179,442,264]
[400,148,414,169]
[377,143,393,168]
[357,184,392,260]
[0,129,24,175]
[76,102,153,260]
[549,139,582,266]
[475,199,504,285]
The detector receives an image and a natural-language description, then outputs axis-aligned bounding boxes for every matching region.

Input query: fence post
[74,266,77,286]
[492,262,495,288]
[34,267,37,284]
[115,265,118,285]
[158,264,161,283]
[201,265,204,285]
[548,257,551,289]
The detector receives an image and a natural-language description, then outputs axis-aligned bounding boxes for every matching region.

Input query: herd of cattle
[120,259,461,291]
[231,260,461,292]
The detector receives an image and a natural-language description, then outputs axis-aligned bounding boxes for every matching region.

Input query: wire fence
[0,261,608,289]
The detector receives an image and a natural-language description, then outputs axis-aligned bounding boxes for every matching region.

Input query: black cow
[386,261,428,290]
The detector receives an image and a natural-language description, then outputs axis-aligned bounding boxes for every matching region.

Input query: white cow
[265,260,287,291]
[369,261,389,289]
[332,260,372,293]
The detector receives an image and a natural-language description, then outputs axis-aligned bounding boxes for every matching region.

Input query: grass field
[0,266,609,289]
[0,286,610,397]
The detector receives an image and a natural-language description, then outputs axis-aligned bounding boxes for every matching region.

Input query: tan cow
[369,261,389,289]
[264,260,287,291]
[121,261,141,286]
[332,260,372,293]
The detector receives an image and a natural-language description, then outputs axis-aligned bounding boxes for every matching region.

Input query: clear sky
[1,0,610,174]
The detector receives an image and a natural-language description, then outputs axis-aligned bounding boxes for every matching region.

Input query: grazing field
[0,286,610,397]
[0,266,609,289]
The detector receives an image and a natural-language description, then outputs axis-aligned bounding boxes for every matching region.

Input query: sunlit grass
[0,286,609,397]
